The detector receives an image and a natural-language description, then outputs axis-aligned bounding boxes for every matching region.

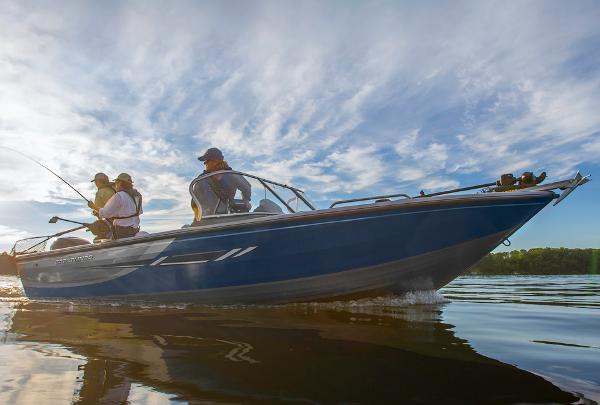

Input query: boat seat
[253,199,284,214]
[50,237,91,250]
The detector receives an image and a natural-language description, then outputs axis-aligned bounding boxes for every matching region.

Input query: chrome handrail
[329,193,411,208]
[190,170,307,192]
[189,170,316,221]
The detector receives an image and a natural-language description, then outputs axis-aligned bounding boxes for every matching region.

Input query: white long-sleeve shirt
[99,191,142,228]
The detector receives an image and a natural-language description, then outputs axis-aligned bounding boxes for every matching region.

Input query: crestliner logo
[56,254,94,265]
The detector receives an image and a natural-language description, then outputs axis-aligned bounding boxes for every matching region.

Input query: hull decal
[158,250,226,266]
[150,247,259,268]
[215,248,243,261]
[162,259,209,265]
[234,246,257,258]
[24,266,141,289]
[150,257,168,266]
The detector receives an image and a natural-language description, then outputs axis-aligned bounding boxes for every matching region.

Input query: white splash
[311,290,448,310]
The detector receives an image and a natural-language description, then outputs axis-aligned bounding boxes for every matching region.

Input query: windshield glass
[263,183,313,212]
[190,171,313,220]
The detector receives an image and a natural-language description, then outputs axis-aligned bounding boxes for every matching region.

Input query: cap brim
[198,155,208,161]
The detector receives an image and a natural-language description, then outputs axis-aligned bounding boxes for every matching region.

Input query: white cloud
[328,145,384,193]
[397,168,425,182]
[420,177,460,191]
[395,138,451,184]
[0,225,29,245]
[394,129,420,157]
[454,76,600,178]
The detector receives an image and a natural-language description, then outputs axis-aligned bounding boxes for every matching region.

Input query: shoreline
[468,248,599,276]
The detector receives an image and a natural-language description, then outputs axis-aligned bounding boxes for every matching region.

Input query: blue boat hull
[18,192,554,303]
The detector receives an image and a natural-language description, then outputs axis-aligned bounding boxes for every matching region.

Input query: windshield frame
[189,170,316,219]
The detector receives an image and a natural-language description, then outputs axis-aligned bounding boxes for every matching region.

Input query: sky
[0,0,599,252]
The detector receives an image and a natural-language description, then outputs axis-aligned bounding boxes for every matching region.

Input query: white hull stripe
[161,260,209,265]
[214,248,243,261]
[233,246,257,258]
[150,256,168,266]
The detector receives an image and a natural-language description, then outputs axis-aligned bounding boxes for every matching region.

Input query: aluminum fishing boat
[12,170,590,304]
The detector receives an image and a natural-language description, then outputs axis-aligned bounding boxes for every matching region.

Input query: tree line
[467,248,599,275]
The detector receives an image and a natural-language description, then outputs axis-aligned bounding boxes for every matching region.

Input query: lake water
[1,275,598,404]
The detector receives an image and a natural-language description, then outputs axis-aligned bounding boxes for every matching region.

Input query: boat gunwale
[15,190,556,262]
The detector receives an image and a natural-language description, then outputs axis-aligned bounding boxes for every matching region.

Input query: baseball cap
[91,172,110,183]
[198,147,224,162]
[113,173,133,184]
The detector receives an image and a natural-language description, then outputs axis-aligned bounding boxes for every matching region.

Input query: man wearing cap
[94,173,143,239]
[191,147,251,221]
[89,172,115,210]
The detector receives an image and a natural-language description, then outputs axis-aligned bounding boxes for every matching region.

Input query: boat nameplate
[56,255,95,265]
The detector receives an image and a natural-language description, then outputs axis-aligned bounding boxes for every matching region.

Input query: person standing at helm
[95,173,143,239]
[88,172,115,210]
[191,147,251,221]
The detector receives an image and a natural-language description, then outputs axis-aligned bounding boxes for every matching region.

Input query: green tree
[467,248,599,275]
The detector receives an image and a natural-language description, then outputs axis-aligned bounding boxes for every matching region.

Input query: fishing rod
[0,146,93,205]
[49,216,89,226]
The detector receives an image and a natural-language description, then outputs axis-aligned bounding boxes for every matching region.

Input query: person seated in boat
[92,173,143,239]
[253,199,283,214]
[191,147,251,220]
[88,172,115,210]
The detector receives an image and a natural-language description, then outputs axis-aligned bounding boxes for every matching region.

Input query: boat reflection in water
[8,297,577,404]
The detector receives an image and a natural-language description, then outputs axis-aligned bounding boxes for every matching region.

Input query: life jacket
[109,188,143,221]
[94,184,116,209]
[191,166,232,210]
[100,184,116,192]
[87,189,142,240]
[204,167,249,213]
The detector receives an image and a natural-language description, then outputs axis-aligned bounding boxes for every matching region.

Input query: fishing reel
[496,171,547,188]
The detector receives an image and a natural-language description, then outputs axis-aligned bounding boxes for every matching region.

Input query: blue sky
[0,0,599,252]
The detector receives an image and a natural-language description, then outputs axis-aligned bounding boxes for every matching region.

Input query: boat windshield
[189,170,315,221]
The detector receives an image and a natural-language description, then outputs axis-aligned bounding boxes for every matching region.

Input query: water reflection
[442,275,600,308]
[5,296,578,404]
[441,275,600,403]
